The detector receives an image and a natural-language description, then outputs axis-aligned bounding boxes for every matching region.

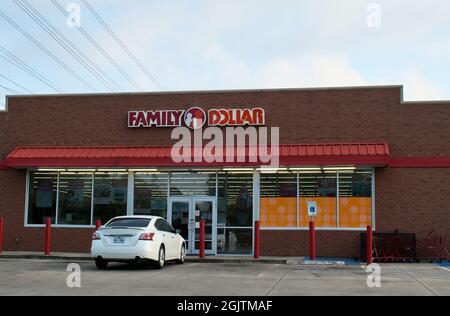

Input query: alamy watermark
[365,263,381,288]
[66,263,82,288]
[171,126,280,167]
[366,3,382,28]
[66,3,81,28]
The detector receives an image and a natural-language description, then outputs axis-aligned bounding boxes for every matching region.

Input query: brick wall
[1,87,450,255]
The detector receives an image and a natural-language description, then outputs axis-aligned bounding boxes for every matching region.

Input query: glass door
[193,198,216,255]
[169,198,194,254]
[169,197,217,255]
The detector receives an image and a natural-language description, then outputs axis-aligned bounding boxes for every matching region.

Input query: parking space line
[402,269,438,296]
[265,271,288,296]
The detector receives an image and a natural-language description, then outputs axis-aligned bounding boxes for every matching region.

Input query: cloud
[260,54,367,88]
[400,66,446,101]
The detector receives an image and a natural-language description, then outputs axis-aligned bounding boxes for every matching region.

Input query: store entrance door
[168,197,217,255]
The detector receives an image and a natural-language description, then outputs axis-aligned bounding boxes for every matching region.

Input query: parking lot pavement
[0,259,449,296]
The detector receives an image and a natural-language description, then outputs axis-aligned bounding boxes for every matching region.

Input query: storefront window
[57,173,92,225]
[134,173,168,218]
[338,169,372,228]
[170,172,216,196]
[260,172,297,227]
[27,172,58,224]
[93,172,128,224]
[299,171,337,228]
[217,172,253,255]
[260,169,374,229]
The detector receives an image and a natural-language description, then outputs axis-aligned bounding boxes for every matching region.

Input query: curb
[0,254,357,267]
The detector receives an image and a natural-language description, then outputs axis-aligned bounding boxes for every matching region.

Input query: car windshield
[106,218,151,228]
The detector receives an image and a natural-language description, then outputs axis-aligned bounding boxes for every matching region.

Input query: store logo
[184,107,206,130]
[128,107,265,129]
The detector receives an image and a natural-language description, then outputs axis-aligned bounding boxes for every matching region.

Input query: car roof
[109,215,165,221]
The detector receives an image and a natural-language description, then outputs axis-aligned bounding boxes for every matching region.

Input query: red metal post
[95,220,102,231]
[0,217,4,254]
[254,220,260,259]
[199,220,205,259]
[309,221,316,260]
[367,225,373,265]
[44,217,51,256]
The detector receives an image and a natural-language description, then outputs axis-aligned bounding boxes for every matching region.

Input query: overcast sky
[1,0,449,108]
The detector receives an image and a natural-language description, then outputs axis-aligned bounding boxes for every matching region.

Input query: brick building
[0,85,449,258]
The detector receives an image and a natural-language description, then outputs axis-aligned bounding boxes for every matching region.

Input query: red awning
[3,142,390,168]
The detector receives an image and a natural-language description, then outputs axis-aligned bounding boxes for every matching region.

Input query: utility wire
[81,0,164,90]
[14,0,120,92]
[50,0,142,91]
[0,45,63,93]
[0,73,33,94]
[0,8,94,92]
[0,83,21,94]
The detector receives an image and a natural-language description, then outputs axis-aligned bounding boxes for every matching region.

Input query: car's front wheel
[154,245,165,269]
[95,258,108,269]
[176,244,185,264]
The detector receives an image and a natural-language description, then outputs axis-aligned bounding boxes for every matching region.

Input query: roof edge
[5,85,403,99]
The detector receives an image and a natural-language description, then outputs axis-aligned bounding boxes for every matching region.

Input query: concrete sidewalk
[0,251,355,266]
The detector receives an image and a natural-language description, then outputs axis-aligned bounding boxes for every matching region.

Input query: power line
[0,73,33,94]
[81,0,164,90]
[0,45,63,93]
[14,0,120,92]
[49,0,142,91]
[0,8,94,92]
[0,83,21,94]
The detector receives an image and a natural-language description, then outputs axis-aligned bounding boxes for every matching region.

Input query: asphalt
[0,258,449,296]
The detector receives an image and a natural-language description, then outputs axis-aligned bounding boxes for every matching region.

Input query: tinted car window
[162,220,175,233]
[155,219,173,232]
[155,219,164,231]
[107,218,151,228]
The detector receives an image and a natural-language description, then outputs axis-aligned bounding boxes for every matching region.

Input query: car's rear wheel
[95,258,108,269]
[154,245,165,269]
[176,244,185,264]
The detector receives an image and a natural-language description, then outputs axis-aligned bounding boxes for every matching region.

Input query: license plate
[113,237,125,244]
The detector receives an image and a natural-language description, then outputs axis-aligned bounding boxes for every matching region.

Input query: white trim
[55,171,60,225]
[372,167,376,231]
[90,173,94,225]
[296,172,300,226]
[23,170,30,227]
[25,224,96,229]
[253,170,260,221]
[261,227,368,232]
[252,170,260,257]
[127,171,134,215]
[336,171,340,227]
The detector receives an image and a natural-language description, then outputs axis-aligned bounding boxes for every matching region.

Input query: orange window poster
[260,197,297,227]
[339,197,372,228]
[260,197,372,228]
[299,197,337,227]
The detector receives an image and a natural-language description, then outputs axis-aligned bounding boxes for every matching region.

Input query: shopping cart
[361,232,416,263]
[417,232,450,263]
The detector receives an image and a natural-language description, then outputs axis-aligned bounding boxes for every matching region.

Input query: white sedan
[91,216,186,269]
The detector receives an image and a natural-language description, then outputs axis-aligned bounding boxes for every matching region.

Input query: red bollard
[95,220,102,231]
[0,217,4,255]
[254,220,260,259]
[367,225,373,265]
[199,220,205,259]
[44,217,51,256]
[309,221,316,261]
